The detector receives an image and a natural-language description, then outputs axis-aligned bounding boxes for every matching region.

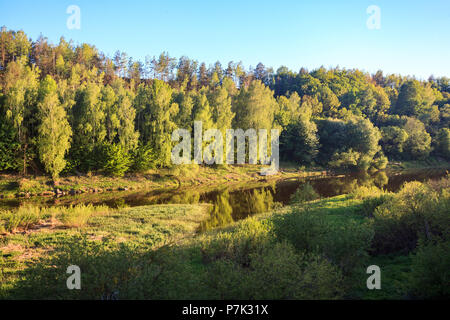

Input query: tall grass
[0,205,45,233]
[57,204,109,228]
[0,204,109,232]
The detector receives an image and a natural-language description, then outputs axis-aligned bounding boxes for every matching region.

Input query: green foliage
[393,80,435,117]
[0,119,20,171]
[233,80,277,130]
[58,204,107,228]
[200,218,273,267]
[99,143,132,177]
[290,182,320,204]
[371,153,388,170]
[350,184,394,218]
[380,126,409,158]
[408,239,450,299]
[200,220,344,299]
[436,128,450,159]
[2,56,40,174]
[403,117,432,159]
[243,242,344,299]
[0,205,44,233]
[371,180,449,255]
[0,27,449,176]
[130,142,157,173]
[350,185,384,200]
[316,117,382,170]
[135,80,178,167]
[272,208,374,276]
[280,118,319,165]
[36,75,72,179]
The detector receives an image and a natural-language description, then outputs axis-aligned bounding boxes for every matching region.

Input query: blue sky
[1,0,449,79]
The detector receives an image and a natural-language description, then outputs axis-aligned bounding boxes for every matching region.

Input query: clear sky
[1,0,449,79]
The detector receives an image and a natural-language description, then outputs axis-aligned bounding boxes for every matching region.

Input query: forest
[0,27,449,180]
[0,27,449,302]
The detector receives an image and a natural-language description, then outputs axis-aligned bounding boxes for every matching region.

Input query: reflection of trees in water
[310,171,389,197]
[372,171,388,188]
[200,191,233,231]
[169,190,200,204]
[232,188,274,220]
[200,187,275,231]
[175,172,391,231]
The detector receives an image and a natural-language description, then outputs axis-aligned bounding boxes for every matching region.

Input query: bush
[371,181,449,255]
[351,185,394,217]
[200,218,273,267]
[290,182,320,204]
[99,143,132,177]
[203,241,344,300]
[245,242,344,299]
[272,208,374,276]
[358,193,393,217]
[350,185,384,200]
[9,235,146,299]
[130,143,157,173]
[408,239,450,299]
[371,154,388,170]
[322,221,374,276]
[272,208,329,253]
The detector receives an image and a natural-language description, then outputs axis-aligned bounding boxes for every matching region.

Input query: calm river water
[0,168,448,229]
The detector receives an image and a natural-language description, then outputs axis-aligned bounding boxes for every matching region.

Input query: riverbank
[2,158,449,200]
[1,174,448,299]
[0,164,329,199]
[386,157,450,171]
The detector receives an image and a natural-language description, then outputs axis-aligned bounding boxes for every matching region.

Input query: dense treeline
[0,28,449,179]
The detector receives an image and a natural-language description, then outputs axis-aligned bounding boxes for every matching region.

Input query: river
[0,168,448,230]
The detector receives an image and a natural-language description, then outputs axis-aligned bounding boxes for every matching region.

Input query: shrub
[126,246,207,299]
[169,164,200,178]
[272,208,374,276]
[371,181,448,255]
[290,182,319,204]
[130,143,157,173]
[349,185,384,200]
[200,218,273,267]
[203,241,344,300]
[10,235,149,299]
[408,239,450,299]
[272,208,329,253]
[322,221,374,276]
[356,187,394,218]
[371,154,388,170]
[358,193,394,217]
[99,143,132,177]
[203,258,250,299]
[245,242,344,299]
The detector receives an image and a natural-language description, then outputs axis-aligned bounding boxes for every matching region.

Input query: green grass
[0,203,211,298]
[1,177,447,299]
[387,157,450,170]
